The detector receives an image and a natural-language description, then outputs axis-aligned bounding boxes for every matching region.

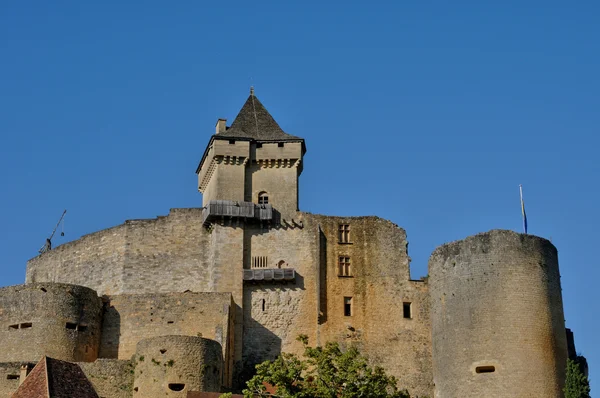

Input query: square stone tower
[196,88,306,220]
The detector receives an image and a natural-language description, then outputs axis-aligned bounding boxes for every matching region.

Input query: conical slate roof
[217,92,303,141]
[196,91,305,173]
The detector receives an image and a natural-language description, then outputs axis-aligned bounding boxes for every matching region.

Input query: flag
[520,185,528,234]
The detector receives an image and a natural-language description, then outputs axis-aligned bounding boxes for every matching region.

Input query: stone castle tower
[0,91,583,397]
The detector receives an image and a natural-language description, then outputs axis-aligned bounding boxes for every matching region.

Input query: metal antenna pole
[39,210,67,254]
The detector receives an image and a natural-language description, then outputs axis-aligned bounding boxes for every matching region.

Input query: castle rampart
[133,336,223,397]
[428,229,568,398]
[100,291,234,387]
[26,208,213,296]
[0,283,103,363]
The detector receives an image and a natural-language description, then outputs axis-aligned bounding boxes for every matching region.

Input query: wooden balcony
[243,268,295,282]
[202,200,273,225]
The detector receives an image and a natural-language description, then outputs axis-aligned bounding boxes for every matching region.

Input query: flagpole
[519,184,527,234]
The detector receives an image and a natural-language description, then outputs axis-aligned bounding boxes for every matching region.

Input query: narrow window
[258,192,269,205]
[8,324,18,330]
[20,323,32,329]
[168,383,185,391]
[338,256,351,277]
[344,297,352,317]
[77,325,88,332]
[278,142,284,147]
[6,375,19,380]
[228,139,235,144]
[403,302,412,319]
[476,366,496,373]
[338,224,350,243]
[262,299,266,312]
[167,321,174,324]
[66,322,77,330]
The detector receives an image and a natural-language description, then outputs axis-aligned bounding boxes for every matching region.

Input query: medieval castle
[0,91,582,397]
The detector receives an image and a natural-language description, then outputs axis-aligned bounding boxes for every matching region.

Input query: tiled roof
[217,93,303,142]
[46,357,98,398]
[11,356,98,398]
[12,357,47,398]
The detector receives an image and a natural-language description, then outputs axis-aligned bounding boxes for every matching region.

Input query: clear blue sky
[1,0,598,390]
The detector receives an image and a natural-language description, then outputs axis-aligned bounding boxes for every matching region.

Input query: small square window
[278,142,284,147]
[229,140,235,144]
[66,322,77,330]
[403,302,412,319]
[338,224,350,243]
[256,143,263,148]
[344,297,352,316]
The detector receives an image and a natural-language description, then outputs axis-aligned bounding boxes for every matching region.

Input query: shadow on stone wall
[98,301,121,359]
[239,323,282,388]
[319,227,327,324]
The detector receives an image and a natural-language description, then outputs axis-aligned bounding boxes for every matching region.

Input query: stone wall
[26,209,213,296]
[133,336,223,397]
[0,283,103,363]
[0,362,28,397]
[99,291,234,388]
[310,214,433,397]
[429,230,568,398]
[245,141,303,219]
[27,224,127,295]
[78,359,134,398]
[241,219,319,376]
[240,213,433,397]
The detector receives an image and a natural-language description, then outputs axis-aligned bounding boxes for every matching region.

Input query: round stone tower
[0,282,103,362]
[428,230,568,398]
[133,335,223,397]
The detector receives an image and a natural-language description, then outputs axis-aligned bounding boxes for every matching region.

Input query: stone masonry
[0,91,583,397]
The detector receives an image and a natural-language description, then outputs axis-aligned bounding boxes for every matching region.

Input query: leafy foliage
[564,358,591,398]
[243,335,410,398]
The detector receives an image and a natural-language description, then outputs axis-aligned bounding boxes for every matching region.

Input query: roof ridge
[44,356,50,398]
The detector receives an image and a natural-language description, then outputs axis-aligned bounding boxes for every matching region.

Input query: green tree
[243,335,410,398]
[564,358,591,398]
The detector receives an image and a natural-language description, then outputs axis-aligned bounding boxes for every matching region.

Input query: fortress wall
[242,219,319,374]
[133,336,223,397]
[120,208,212,294]
[207,224,245,383]
[0,362,28,397]
[429,230,568,398]
[99,291,234,387]
[27,209,214,296]
[0,283,103,363]
[312,215,433,397]
[26,224,127,295]
[77,359,134,398]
